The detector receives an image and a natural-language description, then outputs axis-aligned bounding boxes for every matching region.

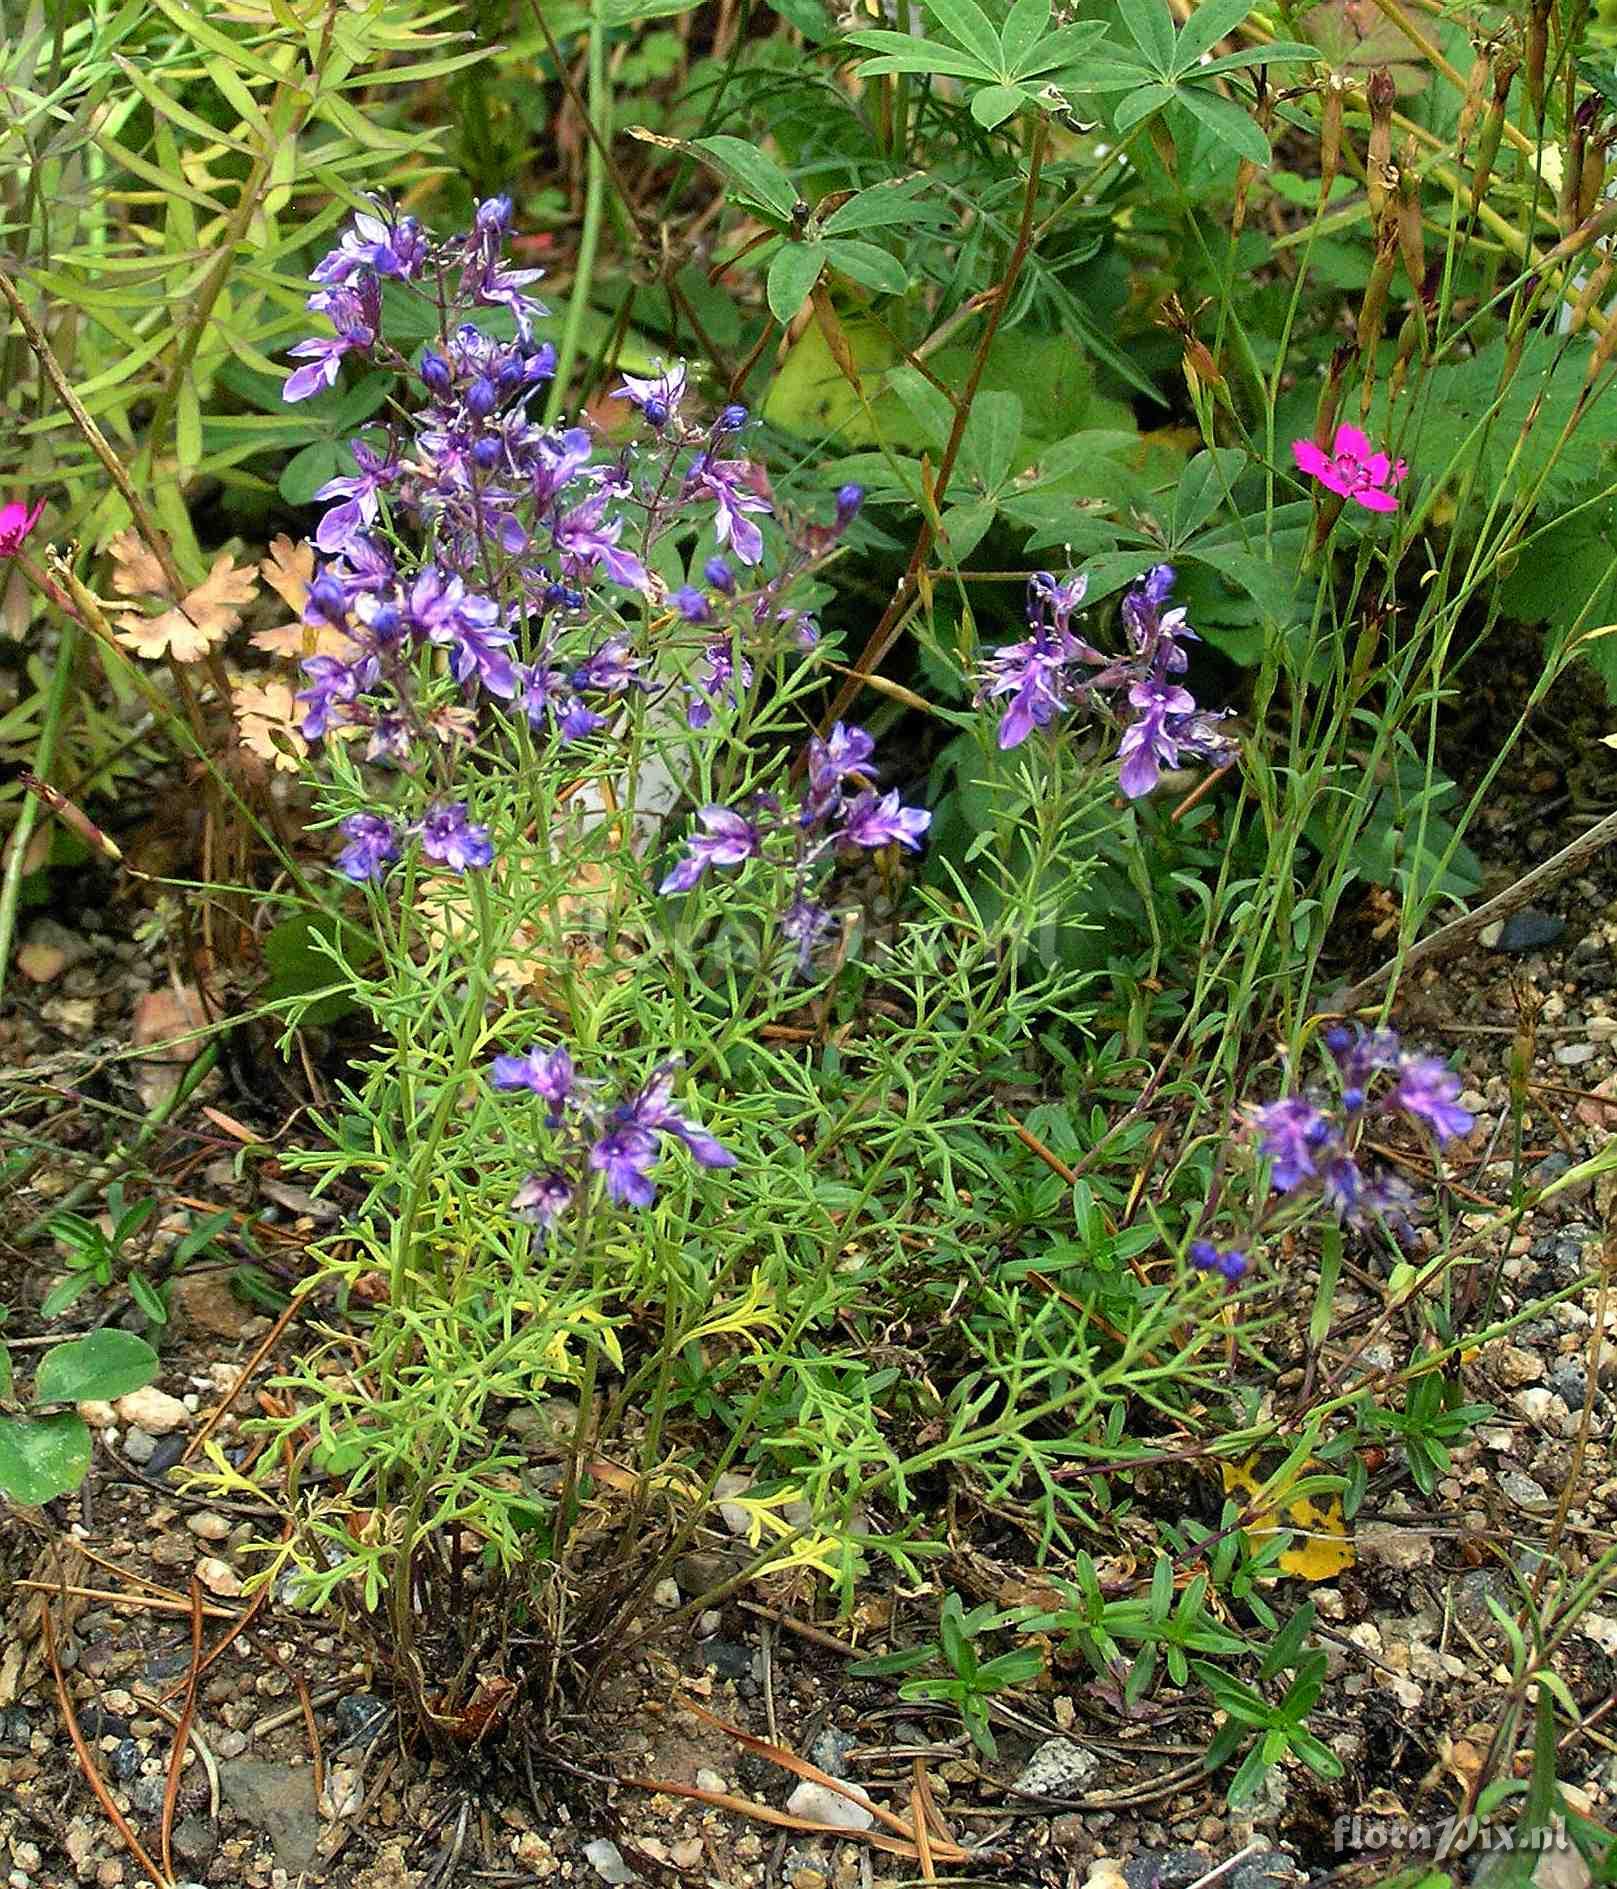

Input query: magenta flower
[1292,425,1407,513]
[0,499,44,556]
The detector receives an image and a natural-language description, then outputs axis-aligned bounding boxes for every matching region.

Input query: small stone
[0,1707,32,1750]
[185,1512,231,1541]
[1125,1852,1213,1889]
[696,1609,723,1638]
[713,1471,752,1536]
[114,1386,189,1436]
[670,1838,703,1868]
[17,919,91,984]
[219,1759,319,1873]
[77,1400,118,1428]
[129,1776,168,1817]
[1356,1524,1434,1571]
[1491,1344,1545,1387]
[786,1779,875,1832]
[171,1817,216,1872]
[695,1768,727,1794]
[109,1738,142,1782]
[701,1639,755,1682]
[1499,1468,1551,1509]
[213,1729,248,1759]
[810,1728,857,1778]
[122,1426,158,1466]
[675,1551,740,1595]
[1230,1851,1304,1889]
[582,1837,638,1884]
[1550,1362,1589,1406]
[149,1530,196,1569]
[332,1694,389,1747]
[505,1397,578,1444]
[1555,1042,1597,1067]
[1011,1736,1099,1801]
[196,1556,243,1598]
[1497,910,1565,953]
[1085,1863,1130,1889]
[170,1273,248,1340]
[651,1578,681,1610]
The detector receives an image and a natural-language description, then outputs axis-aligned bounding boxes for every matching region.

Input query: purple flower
[310,205,426,286]
[674,585,711,623]
[686,455,772,566]
[335,812,399,882]
[782,897,836,971]
[618,1062,737,1171]
[417,802,493,872]
[589,1126,660,1207]
[491,1044,577,1123]
[1189,1239,1248,1283]
[553,496,649,592]
[615,360,687,427]
[297,652,376,740]
[977,625,1090,751]
[660,806,763,894]
[512,1171,573,1233]
[1116,679,1198,798]
[704,556,735,594]
[839,788,931,853]
[314,438,398,552]
[805,722,876,813]
[1323,1024,1403,1111]
[282,285,379,403]
[1392,1056,1473,1144]
[1250,1096,1334,1192]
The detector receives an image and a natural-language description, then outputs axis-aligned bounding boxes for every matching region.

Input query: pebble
[196,1556,243,1598]
[1125,1851,1212,1889]
[122,1427,159,1465]
[1356,1524,1434,1571]
[1499,1468,1552,1509]
[1011,1736,1099,1800]
[1513,1388,1566,1426]
[77,1400,119,1428]
[809,1728,857,1778]
[582,1838,638,1884]
[185,1512,231,1541]
[1231,1852,1304,1889]
[129,1776,168,1817]
[17,918,91,984]
[332,1694,389,1747]
[1550,1361,1590,1406]
[1490,1343,1544,1387]
[149,1530,196,1569]
[213,1729,248,1759]
[1555,1042,1598,1066]
[696,1609,722,1637]
[651,1578,681,1610]
[114,1387,189,1435]
[1496,909,1565,952]
[786,1779,875,1832]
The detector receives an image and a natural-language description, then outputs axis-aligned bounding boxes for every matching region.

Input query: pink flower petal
[1353,486,1399,513]
[1292,438,1331,479]
[1333,423,1373,461]
[1362,451,1393,485]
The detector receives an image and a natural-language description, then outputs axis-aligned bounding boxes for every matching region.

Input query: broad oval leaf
[0,1412,92,1506]
[767,242,827,323]
[34,1329,159,1407]
[692,134,799,220]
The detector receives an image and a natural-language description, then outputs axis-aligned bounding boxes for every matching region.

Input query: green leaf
[1114,79,1179,132]
[262,910,371,1027]
[766,243,826,323]
[1171,448,1247,541]
[1000,0,1051,72]
[825,238,908,297]
[1175,0,1259,68]
[1176,84,1272,162]
[960,390,1023,490]
[849,38,996,79]
[1016,18,1109,74]
[128,1272,168,1327]
[818,179,945,236]
[39,1273,96,1320]
[279,439,343,506]
[692,134,798,219]
[0,1413,92,1506]
[0,1345,12,1401]
[1117,0,1177,71]
[35,1329,159,1407]
[921,0,1004,67]
[971,81,1029,127]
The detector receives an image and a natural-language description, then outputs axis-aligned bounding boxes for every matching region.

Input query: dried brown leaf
[106,528,172,599]
[115,553,258,663]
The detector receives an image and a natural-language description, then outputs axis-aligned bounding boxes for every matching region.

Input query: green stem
[0,611,75,1012]
[545,7,609,427]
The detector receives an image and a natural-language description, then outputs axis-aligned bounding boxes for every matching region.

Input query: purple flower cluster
[1249,1025,1473,1238]
[1189,1239,1248,1284]
[491,1048,735,1226]
[335,801,492,881]
[976,565,1234,798]
[658,721,930,972]
[278,198,865,887]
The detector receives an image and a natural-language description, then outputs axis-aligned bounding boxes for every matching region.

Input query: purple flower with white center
[617,1062,737,1171]
[557,699,608,742]
[491,1044,577,1124]
[515,656,569,730]
[686,455,772,566]
[512,1171,573,1233]
[335,812,399,882]
[417,801,493,872]
[978,627,1083,751]
[572,636,640,696]
[1189,1239,1248,1283]
[615,360,687,428]
[660,806,763,893]
[313,438,398,553]
[589,1126,660,1207]
[1392,1056,1473,1144]
[1028,569,1090,631]
[446,597,517,699]
[839,788,931,854]
[1250,1096,1334,1192]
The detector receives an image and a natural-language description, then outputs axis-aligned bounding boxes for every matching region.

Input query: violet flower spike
[335,812,399,883]
[1391,1056,1473,1144]
[589,1127,661,1208]
[839,788,931,853]
[512,1172,573,1233]
[1250,1096,1334,1192]
[490,1044,577,1123]
[660,806,762,894]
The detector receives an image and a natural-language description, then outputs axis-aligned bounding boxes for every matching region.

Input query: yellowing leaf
[1221,1454,1355,1581]
[115,553,258,663]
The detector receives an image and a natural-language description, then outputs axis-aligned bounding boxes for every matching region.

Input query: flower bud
[716,404,749,432]
[643,396,669,428]
[419,349,452,396]
[466,376,498,420]
[673,585,710,623]
[306,572,348,625]
[475,194,513,236]
[1367,67,1396,219]
[472,435,502,469]
[835,483,864,523]
[704,556,734,594]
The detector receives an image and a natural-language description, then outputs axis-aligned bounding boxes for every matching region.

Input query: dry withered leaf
[258,533,314,611]
[232,678,307,772]
[115,552,259,663]
[106,527,171,598]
